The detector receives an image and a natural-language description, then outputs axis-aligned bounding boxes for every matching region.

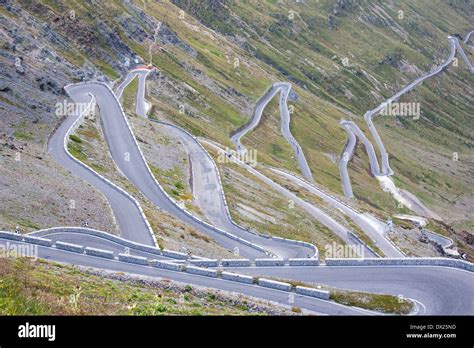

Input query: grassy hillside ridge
[169,0,474,241]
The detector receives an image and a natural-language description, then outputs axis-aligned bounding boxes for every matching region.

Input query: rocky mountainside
[0,0,472,257]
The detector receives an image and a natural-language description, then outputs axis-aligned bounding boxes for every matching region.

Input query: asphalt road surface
[0,237,369,315]
[202,139,377,255]
[270,168,403,258]
[49,88,155,246]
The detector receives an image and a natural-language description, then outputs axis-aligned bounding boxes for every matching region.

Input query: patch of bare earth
[0,133,115,233]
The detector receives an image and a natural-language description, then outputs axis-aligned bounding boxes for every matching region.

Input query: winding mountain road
[16,31,474,316]
[116,69,315,259]
[0,236,375,315]
[231,82,314,182]
[223,264,474,315]
[202,138,383,257]
[129,70,402,258]
[340,119,384,198]
[49,89,156,247]
[339,33,473,217]
[66,81,272,259]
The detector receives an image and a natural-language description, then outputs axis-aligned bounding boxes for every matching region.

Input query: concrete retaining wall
[325,257,474,272]
[84,247,114,259]
[221,271,254,284]
[185,265,218,278]
[23,235,53,247]
[31,228,162,256]
[220,259,251,267]
[258,278,291,292]
[288,258,320,266]
[295,286,330,300]
[188,259,219,267]
[162,249,189,260]
[255,258,285,267]
[118,253,148,265]
[54,241,84,253]
[154,260,183,272]
[0,231,23,241]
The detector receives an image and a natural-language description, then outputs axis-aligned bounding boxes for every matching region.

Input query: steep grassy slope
[149,0,474,227]
[169,0,474,253]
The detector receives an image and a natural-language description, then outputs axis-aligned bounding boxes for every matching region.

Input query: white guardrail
[27,227,203,260]
[4,229,472,273]
[325,257,474,272]
[221,271,253,284]
[84,247,114,259]
[258,278,292,292]
[17,227,474,273]
[55,241,84,253]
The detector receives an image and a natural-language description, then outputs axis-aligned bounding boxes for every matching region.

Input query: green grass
[69,134,82,143]
[57,47,86,67]
[149,164,188,197]
[0,95,15,106]
[15,218,41,231]
[13,131,32,141]
[91,59,119,80]
[77,126,100,140]
[122,76,139,112]
[67,141,87,162]
[0,277,48,315]
[0,258,282,315]
[241,97,301,174]
[330,290,413,315]
[89,163,105,173]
